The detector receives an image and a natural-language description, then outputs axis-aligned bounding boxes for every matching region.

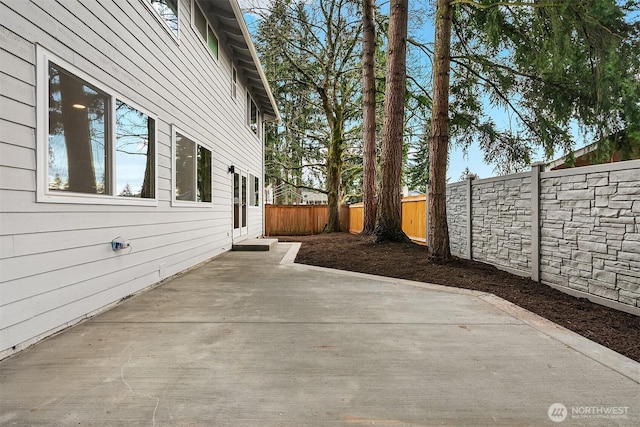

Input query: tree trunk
[361,0,377,234]
[59,72,97,193]
[140,117,155,198]
[375,0,409,243]
[427,0,453,260]
[326,111,344,232]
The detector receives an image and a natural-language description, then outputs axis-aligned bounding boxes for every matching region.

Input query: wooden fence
[265,204,329,235]
[265,195,427,242]
[401,195,427,243]
[347,204,363,234]
[347,195,427,243]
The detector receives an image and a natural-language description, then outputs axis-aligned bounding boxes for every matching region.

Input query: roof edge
[229,0,280,122]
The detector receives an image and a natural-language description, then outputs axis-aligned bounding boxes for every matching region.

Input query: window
[251,174,260,206]
[48,64,109,195]
[174,130,212,203]
[193,1,206,39]
[150,0,179,37]
[246,93,258,135]
[114,100,156,198]
[40,49,156,204]
[242,174,247,225]
[231,66,237,99]
[193,1,219,59]
[233,171,247,230]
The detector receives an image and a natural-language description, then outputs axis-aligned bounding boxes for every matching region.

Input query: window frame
[191,0,219,61]
[145,0,180,41]
[246,92,260,137]
[249,174,260,207]
[171,126,214,207]
[231,66,238,99]
[36,46,158,206]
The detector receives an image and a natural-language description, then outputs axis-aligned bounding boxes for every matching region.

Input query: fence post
[531,162,543,282]
[466,178,473,260]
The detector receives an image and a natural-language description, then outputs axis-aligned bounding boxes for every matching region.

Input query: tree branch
[450,56,539,138]
[269,176,328,194]
[451,0,560,9]
[267,161,326,171]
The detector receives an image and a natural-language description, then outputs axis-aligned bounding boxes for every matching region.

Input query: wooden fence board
[265,204,329,236]
[348,203,363,234]
[265,196,428,242]
[402,195,427,243]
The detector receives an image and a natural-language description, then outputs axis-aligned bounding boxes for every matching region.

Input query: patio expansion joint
[90,320,526,326]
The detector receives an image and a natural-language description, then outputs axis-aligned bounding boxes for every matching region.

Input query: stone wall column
[466,178,473,260]
[531,162,542,282]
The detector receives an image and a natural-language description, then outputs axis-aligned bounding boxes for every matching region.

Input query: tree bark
[375,0,409,243]
[59,72,97,193]
[361,0,377,234]
[326,108,344,232]
[427,0,453,260]
[140,117,155,198]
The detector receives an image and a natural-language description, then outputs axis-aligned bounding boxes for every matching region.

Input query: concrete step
[232,238,278,252]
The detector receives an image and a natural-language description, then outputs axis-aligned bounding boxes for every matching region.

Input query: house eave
[198,0,280,122]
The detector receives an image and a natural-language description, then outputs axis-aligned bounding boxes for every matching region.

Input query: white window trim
[246,92,260,138]
[231,66,238,100]
[142,0,180,42]
[171,125,214,207]
[191,0,220,63]
[36,46,158,206]
[249,173,260,208]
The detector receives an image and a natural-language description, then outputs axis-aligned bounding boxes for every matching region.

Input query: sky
[238,0,554,183]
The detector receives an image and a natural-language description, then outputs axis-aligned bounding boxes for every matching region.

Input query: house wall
[446,160,640,313]
[0,0,267,356]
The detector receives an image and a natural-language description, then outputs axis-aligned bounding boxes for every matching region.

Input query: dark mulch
[276,232,640,363]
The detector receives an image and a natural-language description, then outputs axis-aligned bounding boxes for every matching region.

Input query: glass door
[233,170,247,238]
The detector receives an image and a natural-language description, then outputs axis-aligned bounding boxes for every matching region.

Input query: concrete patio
[0,242,638,426]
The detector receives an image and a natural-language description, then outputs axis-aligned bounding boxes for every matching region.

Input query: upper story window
[150,0,179,38]
[173,129,212,203]
[193,0,219,59]
[39,48,157,205]
[231,66,238,99]
[246,93,259,136]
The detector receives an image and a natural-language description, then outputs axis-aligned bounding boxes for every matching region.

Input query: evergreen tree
[427,0,640,260]
[375,0,411,242]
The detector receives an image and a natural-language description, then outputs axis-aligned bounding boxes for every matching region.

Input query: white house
[0,0,279,357]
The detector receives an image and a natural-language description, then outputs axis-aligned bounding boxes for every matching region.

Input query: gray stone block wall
[469,175,532,276]
[446,183,468,258]
[540,166,640,307]
[445,160,639,310]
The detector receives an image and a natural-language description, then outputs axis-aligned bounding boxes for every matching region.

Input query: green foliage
[256,0,364,205]
[252,0,638,202]
[459,166,479,181]
[447,0,640,171]
[405,127,430,192]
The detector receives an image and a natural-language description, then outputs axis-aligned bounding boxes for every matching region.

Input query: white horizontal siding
[0,95,34,128]
[0,0,267,354]
[0,119,35,150]
[0,143,34,170]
